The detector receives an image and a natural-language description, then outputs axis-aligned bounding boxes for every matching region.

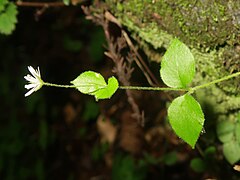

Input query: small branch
[119,86,188,91]
[191,71,240,92]
[16,1,65,7]
[43,82,75,88]
[104,10,160,87]
[122,30,160,87]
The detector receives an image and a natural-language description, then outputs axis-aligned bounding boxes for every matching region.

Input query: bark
[103,0,240,120]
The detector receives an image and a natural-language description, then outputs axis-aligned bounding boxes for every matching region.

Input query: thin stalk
[119,86,188,91]
[43,82,75,88]
[191,71,240,92]
[42,71,240,92]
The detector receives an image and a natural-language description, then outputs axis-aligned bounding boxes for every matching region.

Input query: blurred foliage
[63,0,70,6]
[0,0,18,35]
[91,142,109,161]
[142,151,177,166]
[217,114,240,164]
[191,158,207,173]
[83,100,99,121]
[63,35,83,53]
[112,153,147,180]
[190,146,217,173]
[87,28,105,63]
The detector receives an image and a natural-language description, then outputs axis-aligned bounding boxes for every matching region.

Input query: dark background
[0,2,239,180]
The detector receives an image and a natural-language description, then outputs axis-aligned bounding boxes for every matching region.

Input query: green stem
[191,71,240,92]
[42,71,240,93]
[119,86,188,91]
[43,82,75,88]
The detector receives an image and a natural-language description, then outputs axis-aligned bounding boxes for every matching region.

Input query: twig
[82,5,145,126]
[122,30,160,86]
[104,11,160,87]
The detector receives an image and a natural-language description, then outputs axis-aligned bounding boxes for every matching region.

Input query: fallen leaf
[97,115,116,144]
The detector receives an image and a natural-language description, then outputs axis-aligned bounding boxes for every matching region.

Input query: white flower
[24,66,44,97]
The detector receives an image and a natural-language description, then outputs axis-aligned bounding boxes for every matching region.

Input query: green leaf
[0,2,18,35]
[112,154,147,180]
[71,71,119,100]
[92,77,119,100]
[71,71,106,95]
[160,38,195,88]
[162,151,177,166]
[223,140,240,164]
[168,94,205,148]
[216,121,234,143]
[235,123,240,143]
[204,146,216,156]
[190,158,206,173]
[0,0,8,12]
[63,0,70,6]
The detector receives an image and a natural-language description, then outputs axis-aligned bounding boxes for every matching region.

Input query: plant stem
[191,71,240,92]
[42,71,240,92]
[119,86,188,91]
[43,82,75,88]
[44,81,188,91]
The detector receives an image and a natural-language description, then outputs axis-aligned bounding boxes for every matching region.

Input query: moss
[104,0,240,115]
[107,0,240,49]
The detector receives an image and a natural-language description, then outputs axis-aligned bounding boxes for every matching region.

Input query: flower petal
[28,66,39,78]
[24,66,44,97]
[25,88,35,97]
[24,75,37,82]
[28,66,36,76]
[36,67,41,78]
[25,83,36,89]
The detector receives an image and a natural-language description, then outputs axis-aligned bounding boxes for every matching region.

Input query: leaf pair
[160,38,205,148]
[71,38,205,148]
[71,71,118,101]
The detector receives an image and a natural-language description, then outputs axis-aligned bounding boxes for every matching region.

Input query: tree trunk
[104,0,240,120]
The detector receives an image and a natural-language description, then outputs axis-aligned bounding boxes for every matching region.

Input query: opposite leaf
[92,77,119,100]
[168,94,205,148]
[71,71,118,100]
[160,38,195,88]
